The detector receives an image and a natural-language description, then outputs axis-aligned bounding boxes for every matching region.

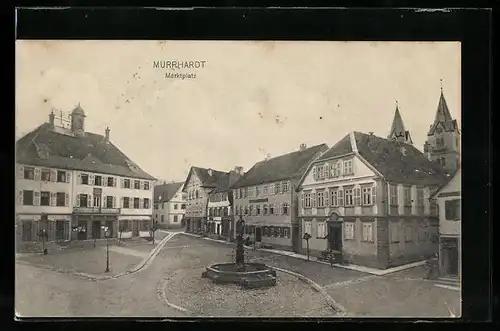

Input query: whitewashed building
[16,105,155,245]
[153,181,186,229]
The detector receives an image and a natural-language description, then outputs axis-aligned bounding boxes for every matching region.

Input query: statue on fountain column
[235,216,245,267]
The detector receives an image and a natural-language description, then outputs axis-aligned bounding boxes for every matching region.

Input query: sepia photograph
[15,40,461,318]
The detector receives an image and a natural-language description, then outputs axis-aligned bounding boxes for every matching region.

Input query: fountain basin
[201,262,277,289]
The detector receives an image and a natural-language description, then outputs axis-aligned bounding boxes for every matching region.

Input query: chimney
[105,127,110,142]
[234,166,244,175]
[299,143,307,151]
[49,111,55,128]
[207,168,213,176]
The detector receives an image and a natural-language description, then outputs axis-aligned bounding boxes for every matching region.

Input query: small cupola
[71,102,86,136]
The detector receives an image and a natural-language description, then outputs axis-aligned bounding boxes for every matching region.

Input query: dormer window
[343,159,353,176]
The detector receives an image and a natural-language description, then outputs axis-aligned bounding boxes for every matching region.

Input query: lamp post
[102,226,110,273]
[303,233,311,262]
[151,221,158,245]
[40,213,48,255]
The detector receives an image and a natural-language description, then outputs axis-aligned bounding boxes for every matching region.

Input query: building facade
[297,131,447,269]
[231,144,329,251]
[423,88,461,175]
[16,106,155,246]
[206,187,235,241]
[432,168,461,280]
[153,181,186,229]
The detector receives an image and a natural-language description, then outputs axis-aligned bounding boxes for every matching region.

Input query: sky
[16,41,461,183]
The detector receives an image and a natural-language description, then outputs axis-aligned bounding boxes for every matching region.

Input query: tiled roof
[353,132,447,185]
[428,92,458,135]
[317,134,353,161]
[182,166,235,192]
[16,123,156,180]
[154,182,184,203]
[230,144,329,189]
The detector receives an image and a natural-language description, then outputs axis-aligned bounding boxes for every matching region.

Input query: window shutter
[113,177,117,187]
[338,190,344,206]
[113,197,116,208]
[324,165,329,178]
[324,191,330,206]
[18,165,24,179]
[77,173,82,184]
[50,193,56,206]
[75,194,80,207]
[121,197,125,208]
[87,195,92,207]
[371,187,377,205]
[34,168,41,181]
[102,176,107,186]
[313,167,317,180]
[18,191,23,205]
[50,170,57,182]
[34,191,40,206]
[65,193,69,206]
[121,178,125,188]
[455,200,461,220]
[300,193,304,208]
[103,195,107,208]
[354,188,361,206]
[139,198,144,209]
[368,224,373,241]
[312,192,317,207]
[66,172,71,183]
[89,175,95,186]
[140,181,144,190]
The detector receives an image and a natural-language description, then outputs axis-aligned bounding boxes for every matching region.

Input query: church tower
[423,82,460,174]
[70,103,86,136]
[388,101,413,144]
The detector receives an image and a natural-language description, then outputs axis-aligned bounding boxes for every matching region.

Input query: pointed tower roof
[427,84,458,135]
[388,102,413,144]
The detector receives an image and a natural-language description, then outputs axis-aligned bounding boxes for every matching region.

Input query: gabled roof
[430,166,461,199]
[230,144,329,189]
[16,122,156,180]
[154,182,184,203]
[182,166,231,192]
[428,91,459,135]
[354,132,447,185]
[316,134,353,161]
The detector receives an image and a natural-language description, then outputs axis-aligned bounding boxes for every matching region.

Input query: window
[173,215,178,222]
[323,164,330,178]
[436,137,444,149]
[93,195,101,208]
[56,192,66,206]
[275,182,281,194]
[107,177,114,187]
[40,191,50,206]
[174,204,178,210]
[317,191,325,208]
[445,199,461,221]
[304,192,312,208]
[345,222,355,239]
[353,188,361,205]
[144,181,150,190]
[390,221,400,243]
[22,221,33,241]
[161,215,164,223]
[344,188,354,206]
[120,220,130,232]
[144,198,150,209]
[57,171,67,183]
[317,222,327,238]
[283,181,290,193]
[440,157,446,167]
[338,189,344,206]
[362,187,374,205]
[404,226,413,242]
[317,165,324,179]
[106,196,114,208]
[134,198,140,209]
[404,186,412,206]
[79,194,88,207]
[269,204,274,215]
[249,205,253,215]
[134,180,141,189]
[244,206,249,215]
[362,222,373,241]
[329,189,337,206]
[181,204,186,209]
[263,227,269,236]
[196,190,199,199]
[123,197,130,209]
[123,179,131,188]
[81,174,89,185]
[263,185,268,196]
[284,227,290,238]
[55,220,66,240]
[330,162,341,177]
[223,207,228,216]
[390,184,398,205]
[24,167,35,180]
[263,204,268,215]
[94,175,102,186]
[343,159,353,175]
[41,169,51,181]
[304,221,312,236]
[282,202,289,215]
[418,222,428,241]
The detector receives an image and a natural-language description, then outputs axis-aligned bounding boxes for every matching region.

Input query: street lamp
[151,221,158,245]
[101,225,110,273]
[303,233,311,262]
[39,213,49,255]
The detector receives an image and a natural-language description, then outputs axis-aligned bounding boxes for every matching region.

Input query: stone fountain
[201,216,277,289]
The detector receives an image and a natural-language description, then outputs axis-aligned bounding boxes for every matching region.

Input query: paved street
[16,233,461,318]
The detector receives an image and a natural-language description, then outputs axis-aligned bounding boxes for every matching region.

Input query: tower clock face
[436,127,443,134]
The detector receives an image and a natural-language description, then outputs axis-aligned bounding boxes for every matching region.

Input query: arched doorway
[327,212,343,252]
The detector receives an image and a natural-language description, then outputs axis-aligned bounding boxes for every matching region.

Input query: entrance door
[55,220,65,240]
[292,224,300,253]
[106,220,114,238]
[444,238,459,276]
[255,227,262,242]
[22,221,32,241]
[328,224,342,251]
[132,220,139,237]
[92,220,101,239]
[78,220,87,240]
